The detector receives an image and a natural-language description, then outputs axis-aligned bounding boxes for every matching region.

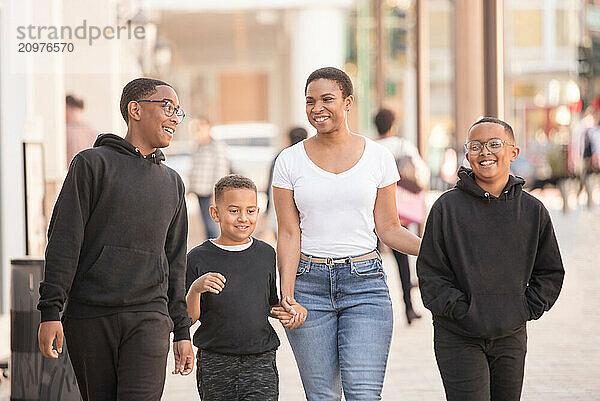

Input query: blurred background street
[1,0,600,399]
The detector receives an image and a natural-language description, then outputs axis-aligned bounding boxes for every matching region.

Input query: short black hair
[66,94,84,109]
[469,117,515,142]
[120,78,171,123]
[374,109,395,136]
[214,174,257,203]
[305,67,353,98]
[288,127,308,146]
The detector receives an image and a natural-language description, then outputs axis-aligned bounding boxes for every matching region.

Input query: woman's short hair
[305,67,354,98]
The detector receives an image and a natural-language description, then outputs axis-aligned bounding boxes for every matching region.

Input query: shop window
[219,72,268,123]
[513,9,542,47]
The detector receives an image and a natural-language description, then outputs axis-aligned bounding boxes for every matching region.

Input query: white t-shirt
[272,137,399,258]
[209,237,253,251]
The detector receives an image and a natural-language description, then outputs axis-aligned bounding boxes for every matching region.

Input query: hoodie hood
[455,166,524,200]
[93,133,165,164]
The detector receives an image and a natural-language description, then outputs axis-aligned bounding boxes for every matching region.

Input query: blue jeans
[286,255,393,401]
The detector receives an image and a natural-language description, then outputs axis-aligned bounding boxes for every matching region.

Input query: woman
[271,67,421,401]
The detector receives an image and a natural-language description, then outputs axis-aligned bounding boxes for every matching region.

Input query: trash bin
[10,258,81,401]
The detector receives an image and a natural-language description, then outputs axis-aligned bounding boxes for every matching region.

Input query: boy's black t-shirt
[186,239,280,354]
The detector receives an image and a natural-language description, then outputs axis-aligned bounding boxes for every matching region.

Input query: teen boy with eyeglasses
[37,78,193,400]
[417,117,565,401]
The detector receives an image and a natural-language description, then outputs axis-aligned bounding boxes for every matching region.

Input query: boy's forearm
[185,288,201,323]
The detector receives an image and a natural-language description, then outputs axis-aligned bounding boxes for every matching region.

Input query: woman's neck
[314,127,353,146]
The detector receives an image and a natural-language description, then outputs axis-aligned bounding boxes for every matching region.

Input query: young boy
[417,117,565,401]
[186,174,295,401]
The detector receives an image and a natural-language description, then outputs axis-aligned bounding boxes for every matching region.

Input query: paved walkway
[163,193,600,400]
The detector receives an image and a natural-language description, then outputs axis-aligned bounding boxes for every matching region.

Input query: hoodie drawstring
[134,148,160,164]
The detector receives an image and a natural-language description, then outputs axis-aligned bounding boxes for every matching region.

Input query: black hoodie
[38,134,191,341]
[417,166,564,339]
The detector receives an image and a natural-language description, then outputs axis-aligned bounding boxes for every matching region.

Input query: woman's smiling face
[305,78,353,135]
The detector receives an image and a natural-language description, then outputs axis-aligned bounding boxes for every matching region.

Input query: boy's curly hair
[214,174,257,203]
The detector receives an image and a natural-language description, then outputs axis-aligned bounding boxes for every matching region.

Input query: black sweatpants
[196,348,278,401]
[434,324,527,401]
[63,311,173,401]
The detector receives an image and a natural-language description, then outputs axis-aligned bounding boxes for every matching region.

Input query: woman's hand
[271,296,307,329]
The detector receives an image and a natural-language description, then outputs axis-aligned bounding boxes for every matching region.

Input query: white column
[0,0,31,312]
[288,6,349,132]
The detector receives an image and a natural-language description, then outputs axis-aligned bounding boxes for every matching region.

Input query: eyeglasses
[137,99,185,123]
[464,138,515,154]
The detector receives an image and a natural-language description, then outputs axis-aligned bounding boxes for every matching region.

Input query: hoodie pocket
[458,292,529,338]
[84,245,165,305]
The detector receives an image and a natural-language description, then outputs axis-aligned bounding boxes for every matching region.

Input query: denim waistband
[300,249,381,268]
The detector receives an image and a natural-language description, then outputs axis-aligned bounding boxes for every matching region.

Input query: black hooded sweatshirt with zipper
[37,134,191,341]
[417,166,564,339]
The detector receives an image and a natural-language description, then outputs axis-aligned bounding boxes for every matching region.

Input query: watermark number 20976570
[18,42,74,52]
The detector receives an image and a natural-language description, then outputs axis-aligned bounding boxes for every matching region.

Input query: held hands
[38,321,64,358]
[192,272,226,295]
[172,339,194,376]
[270,296,307,329]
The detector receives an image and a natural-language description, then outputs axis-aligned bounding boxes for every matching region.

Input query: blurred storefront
[142,0,353,143]
[504,0,581,185]
[344,0,455,189]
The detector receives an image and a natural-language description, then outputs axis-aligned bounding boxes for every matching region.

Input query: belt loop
[325,257,333,267]
[348,255,354,272]
[307,255,312,271]
[374,248,382,261]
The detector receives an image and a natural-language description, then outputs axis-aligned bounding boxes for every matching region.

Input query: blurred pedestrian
[65,94,98,166]
[186,175,291,401]
[374,108,428,325]
[188,117,230,239]
[582,111,600,207]
[265,126,308,235]
[270,67,421,400]
[38,78,194,400]
[417,117,564,401]
[428,125,453,190]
